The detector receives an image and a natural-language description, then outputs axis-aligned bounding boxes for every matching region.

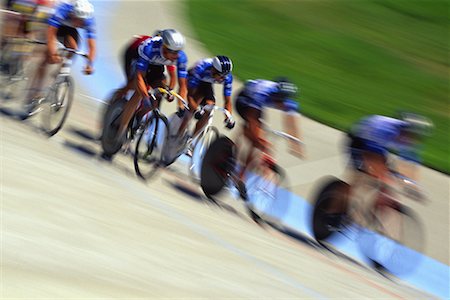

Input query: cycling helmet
[73,0,94,19]
[273,77,298,98]
[399,112,434,137]
[212,55,233,75]
[161,29,185,51]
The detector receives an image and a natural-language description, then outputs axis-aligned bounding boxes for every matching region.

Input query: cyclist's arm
[282,100,305,158]
[283,112,305,158]
[84,18,96,67]
[224,95,232,114]
[223,74,233,114]
[176,51,188,100]
[177,77,188,101]
[86,37,95,65]
[167,65,176,90]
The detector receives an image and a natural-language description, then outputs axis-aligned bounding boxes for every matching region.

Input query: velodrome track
[1,0,449,298]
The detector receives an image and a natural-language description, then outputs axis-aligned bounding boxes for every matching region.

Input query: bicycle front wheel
[311,178,350,242]
[101,98,127,156]
[200,136,236,198]
[134,112,169,180]
[41,75,74,136]
[189,125,219,181]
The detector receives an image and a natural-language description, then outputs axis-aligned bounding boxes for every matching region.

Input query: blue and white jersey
[188,58,233,97]
[239,79,299,113]
[48,1,96,39]
[351,115,420,162]
[136,36,188,79]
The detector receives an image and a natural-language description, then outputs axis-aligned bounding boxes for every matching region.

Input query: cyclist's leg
[61,26,80,62]
[235,101,264,181]
[192,82,215,137]
[118,65,163,136]
[115,43,137,100]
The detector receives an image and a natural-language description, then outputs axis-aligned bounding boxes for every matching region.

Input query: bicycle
[164,104,233,181]
[131,88,189,179]
[101,86,187,159]
[16,40,89,136]
[199,122,303,221]
[311,167,427,275]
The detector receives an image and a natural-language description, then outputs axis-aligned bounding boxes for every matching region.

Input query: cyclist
[347,112,434,186]
[180,55,235,155]
[113,30,177,102]
[1,0,54,67]
[25,0,96,113]
[116,28,188,143]
[234,77,305,200]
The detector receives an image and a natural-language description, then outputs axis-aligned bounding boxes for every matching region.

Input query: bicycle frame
[188,104,233,179]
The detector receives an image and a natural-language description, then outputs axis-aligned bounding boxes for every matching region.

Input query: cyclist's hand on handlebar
[48,52,61,64]
[165,90,175,102]
[194,109,204,120]
[403,183,427,203]
[176,107,186,118]
[289,143,306,159]
[83,64,94,75]
[225,117,235,129]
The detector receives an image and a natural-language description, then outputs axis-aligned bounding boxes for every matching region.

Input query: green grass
[187,0,450,173]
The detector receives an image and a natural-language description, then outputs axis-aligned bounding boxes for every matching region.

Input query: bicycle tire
[41,75,74,136]
[0,48,29,102]
[358,202,425,275]
[311,177,350,242]
[189,125,219,181]
[200,136,236,198]
[101,98,127,156]
[134,112,169,180]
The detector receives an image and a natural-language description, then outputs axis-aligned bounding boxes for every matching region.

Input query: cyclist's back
[237,79,299,113]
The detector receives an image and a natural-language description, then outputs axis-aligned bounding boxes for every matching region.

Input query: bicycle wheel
[159,113,186,167]
[200,136,236,198]
[311,177,350,242]
[134,112,169,180]
[246,162,285,220]
[41,75,74,136]
[358,202,425,275]
[189,125,219,181]
[101,98,127,156]
[0,49,29,102]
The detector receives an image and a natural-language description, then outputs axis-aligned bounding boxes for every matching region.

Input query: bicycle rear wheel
[189,125,219,181]
[358,202,425,275]
[134,112,169,180]
[200,136,236,198]
[41,75,74,136]
[311,177,350,242]
[246,162,285,221]
[0,49,29,102]
[101,98,127,156]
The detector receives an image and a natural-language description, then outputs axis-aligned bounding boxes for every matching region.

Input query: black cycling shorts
[123,45,165,88]
[188,81,215,106]
[235,90,262,121]
[56,26,80,45]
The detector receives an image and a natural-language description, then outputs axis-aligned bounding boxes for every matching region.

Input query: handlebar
[199,104,234,124]
[154,87,189,110]
[259,119,303,145]
[28,40,89,58]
